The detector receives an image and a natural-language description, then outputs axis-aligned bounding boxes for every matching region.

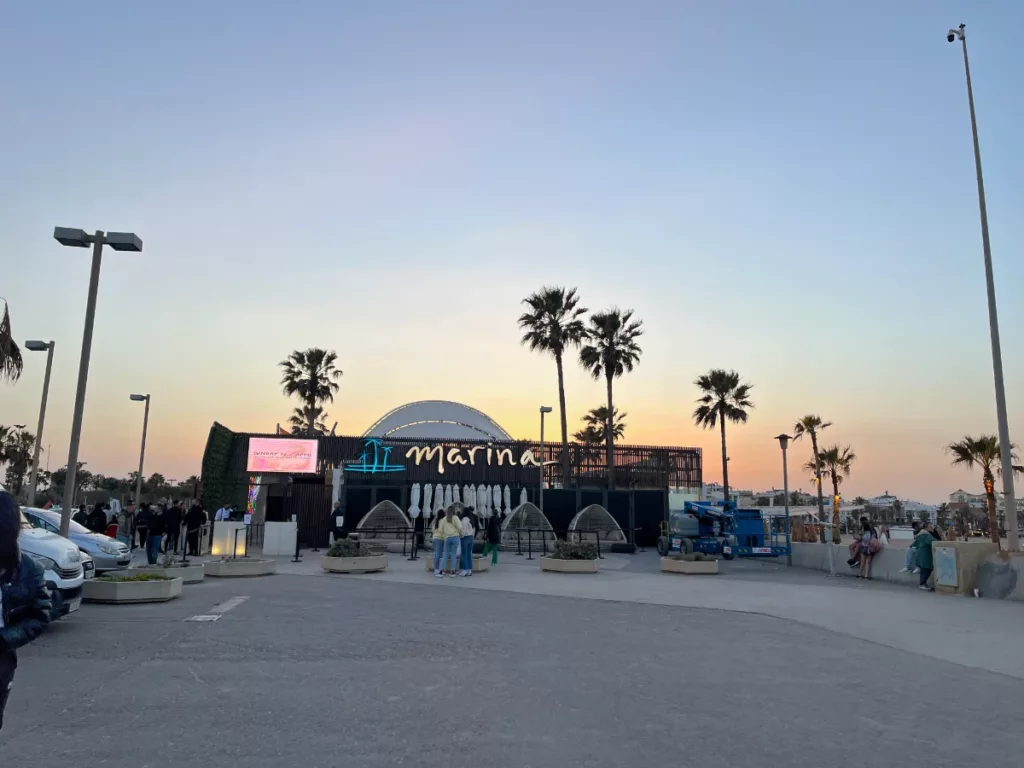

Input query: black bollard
[292,528,302,563]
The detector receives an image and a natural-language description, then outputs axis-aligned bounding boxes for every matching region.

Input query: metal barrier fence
[246,522,265,549]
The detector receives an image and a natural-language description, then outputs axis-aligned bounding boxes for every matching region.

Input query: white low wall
[790,542,920,586]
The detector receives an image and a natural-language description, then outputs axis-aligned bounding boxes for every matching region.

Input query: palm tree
[518,287,588,486]
[692,369,754,505]
[279,348,343,437]
[573,405,627,445]
[0,300,23,383]
[794,415,831,542]
[288,406,327,436]
[947,435,1021,546]
[807,444,855,543]
[579,309,643,488]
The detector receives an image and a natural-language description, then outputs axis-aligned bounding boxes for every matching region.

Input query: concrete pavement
[2,550,1021,767]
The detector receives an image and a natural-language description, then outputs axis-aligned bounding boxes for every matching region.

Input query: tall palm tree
[0,299,23,383]
[692,369,754,505]
[573,405,627,444]
[807,444,855,543]
[279,348,343,437]
[579,309,643,488]
[288,406,327,436]
[947,435,1021,546]
[518,287,587,487]
[794,415,831,542]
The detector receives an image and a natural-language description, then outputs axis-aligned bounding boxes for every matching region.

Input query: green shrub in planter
[549,540,598,561]
[670,552,711,562]
[96,573,172,582]
[326,539,373,558]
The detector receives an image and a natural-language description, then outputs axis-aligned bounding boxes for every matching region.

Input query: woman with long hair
[431,513,446,576]
[857,518,877,580]
[0,490,52,730]
[438,505,463,578]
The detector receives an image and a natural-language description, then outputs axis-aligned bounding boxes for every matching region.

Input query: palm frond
[0,301,24,383]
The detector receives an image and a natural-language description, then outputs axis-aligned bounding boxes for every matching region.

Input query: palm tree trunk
[719,412,729,505]
[605,373,615,490]
[831,478,841,544]
[811,431,826,543]
[984,472,1000,547]
[555,352,570,489]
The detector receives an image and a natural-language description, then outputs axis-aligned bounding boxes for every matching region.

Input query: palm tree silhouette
[808,444,856,543]
[518,287,587,487]
[279,348,343,437]
[794,415,831,542]
[947,435,1021,546]
[579,309,643,489]
[692,369,754,505]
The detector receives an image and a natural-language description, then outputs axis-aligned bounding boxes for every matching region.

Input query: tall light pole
[24,340,55,507]
[947,25,1018,551]
[53,227,143,537]
[775,434,793,566]
[131,394,151,512]
[539,406,552,514]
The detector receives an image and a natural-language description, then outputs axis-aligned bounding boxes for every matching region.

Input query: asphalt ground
[3,571,1022,768]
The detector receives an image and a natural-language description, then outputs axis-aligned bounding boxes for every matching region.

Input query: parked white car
[17,510,86,618]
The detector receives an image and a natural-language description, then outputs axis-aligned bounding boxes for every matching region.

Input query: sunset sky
[2,1,1022,503]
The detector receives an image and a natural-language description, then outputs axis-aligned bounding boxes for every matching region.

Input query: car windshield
[31,509,92,535]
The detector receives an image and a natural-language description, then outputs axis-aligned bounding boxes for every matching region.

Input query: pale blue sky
[1,1,1021,502]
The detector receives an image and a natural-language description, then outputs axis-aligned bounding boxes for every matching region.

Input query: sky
[1,1,1022,503]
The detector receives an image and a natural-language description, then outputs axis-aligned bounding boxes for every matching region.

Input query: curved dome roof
[362,400,513,441]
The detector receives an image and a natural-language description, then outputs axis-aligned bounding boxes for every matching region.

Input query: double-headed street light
[539,406,553,513]
[24,340,55,507]
[54,227,143,537]
[130,394,151,516]
[946,24,1018,551]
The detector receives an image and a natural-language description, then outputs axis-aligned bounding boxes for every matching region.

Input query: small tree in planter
[322,538,388,574]
[541,539,599,573]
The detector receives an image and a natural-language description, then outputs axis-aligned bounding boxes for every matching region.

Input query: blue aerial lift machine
[656,500,791,560]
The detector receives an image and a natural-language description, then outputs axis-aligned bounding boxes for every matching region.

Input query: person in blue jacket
[0,490,52,730]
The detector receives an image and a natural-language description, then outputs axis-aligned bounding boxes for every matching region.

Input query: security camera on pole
[946,23,1018,550]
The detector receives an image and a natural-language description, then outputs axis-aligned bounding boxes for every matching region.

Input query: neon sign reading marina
[343,438,556,475]
[403,443,556,474]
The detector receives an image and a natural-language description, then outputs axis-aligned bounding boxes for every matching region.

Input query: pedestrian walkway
[273,549,1023,680]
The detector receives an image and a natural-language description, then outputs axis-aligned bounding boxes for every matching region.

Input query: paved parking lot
[3,563,1023,768]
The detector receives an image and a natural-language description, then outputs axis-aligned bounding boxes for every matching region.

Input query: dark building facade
[201,423,702,548]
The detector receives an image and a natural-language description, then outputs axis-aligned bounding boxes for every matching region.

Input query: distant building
[701,482,754,508]
[949,489,987,510]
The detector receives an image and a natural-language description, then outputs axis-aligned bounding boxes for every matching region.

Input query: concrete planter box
[540,556,599,574]
[426,554,490,573]
[84,577,183,604]
[661,557,718,575]
[205,559,276,578]
[130,564,205,584]
[322,554,388,574]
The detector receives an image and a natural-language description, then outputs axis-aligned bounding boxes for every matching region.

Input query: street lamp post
[775,434,794,567]
[947,24,1018,551]
[53,227,143,537]
[24,340,55,507]
[539,406,552,514]
[131,395,151,516]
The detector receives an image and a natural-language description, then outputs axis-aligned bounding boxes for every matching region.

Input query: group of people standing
[130,500,208,564]
[431,504,502,577]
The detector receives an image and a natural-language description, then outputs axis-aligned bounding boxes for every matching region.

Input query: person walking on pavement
[135,503,152,553]
[482,512,502,566]
[911,522,938,592]
[163,501,183,554]
[184,501,206,556]
[146,505,166,565]
[0,490,52,731]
